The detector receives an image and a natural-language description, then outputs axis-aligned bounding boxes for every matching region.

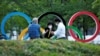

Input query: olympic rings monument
[0,11,100,43]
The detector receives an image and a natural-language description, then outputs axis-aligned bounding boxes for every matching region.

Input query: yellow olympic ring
[18,27,45,40]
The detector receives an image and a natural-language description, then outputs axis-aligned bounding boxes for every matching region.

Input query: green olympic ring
[66,26,84,40]
[51,25,84,40]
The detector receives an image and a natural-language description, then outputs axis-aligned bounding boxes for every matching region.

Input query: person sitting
[51,18,66,39]
[44,22,54,39]
[28,17,41,39]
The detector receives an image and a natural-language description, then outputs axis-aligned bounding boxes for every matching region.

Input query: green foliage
[0,0,98,33]
[92,0,100,19]
[5,16,29,32]
[0,39,100,56]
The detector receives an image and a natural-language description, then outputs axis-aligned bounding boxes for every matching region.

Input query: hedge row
[0,39,100,56]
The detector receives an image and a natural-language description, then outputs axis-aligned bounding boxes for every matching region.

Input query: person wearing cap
[51,18,66,39]
[28,17,41,39]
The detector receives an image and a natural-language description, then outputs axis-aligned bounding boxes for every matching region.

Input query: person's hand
[45,30,48,33]
[50,31,54,34]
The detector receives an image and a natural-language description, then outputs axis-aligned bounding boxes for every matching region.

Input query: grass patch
[0,39,100,56]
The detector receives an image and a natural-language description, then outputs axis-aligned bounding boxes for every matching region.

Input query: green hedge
[0,39,100,56]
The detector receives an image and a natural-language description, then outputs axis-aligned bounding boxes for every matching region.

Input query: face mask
[55,23,58,26]
[48,25,52,29]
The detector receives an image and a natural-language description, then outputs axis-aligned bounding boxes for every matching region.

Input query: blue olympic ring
[23,33,29,40]
[1,12,31,39]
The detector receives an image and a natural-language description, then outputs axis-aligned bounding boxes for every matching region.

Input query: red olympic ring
[68,11,100,42]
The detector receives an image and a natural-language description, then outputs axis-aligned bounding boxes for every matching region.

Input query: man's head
[54,18,61,26]
[32,17,38,24]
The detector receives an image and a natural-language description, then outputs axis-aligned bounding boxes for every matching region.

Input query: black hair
[54,18,61,22]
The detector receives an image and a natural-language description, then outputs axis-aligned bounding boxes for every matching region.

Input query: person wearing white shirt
[51,18,66,39]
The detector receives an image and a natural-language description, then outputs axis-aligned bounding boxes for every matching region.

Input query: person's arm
[54,25,61,36]
[45,28,49,33]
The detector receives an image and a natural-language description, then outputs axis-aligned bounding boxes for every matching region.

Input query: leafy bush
[0,39,100,56]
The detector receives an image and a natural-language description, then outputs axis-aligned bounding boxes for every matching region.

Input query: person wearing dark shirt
[44,22,54,39]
